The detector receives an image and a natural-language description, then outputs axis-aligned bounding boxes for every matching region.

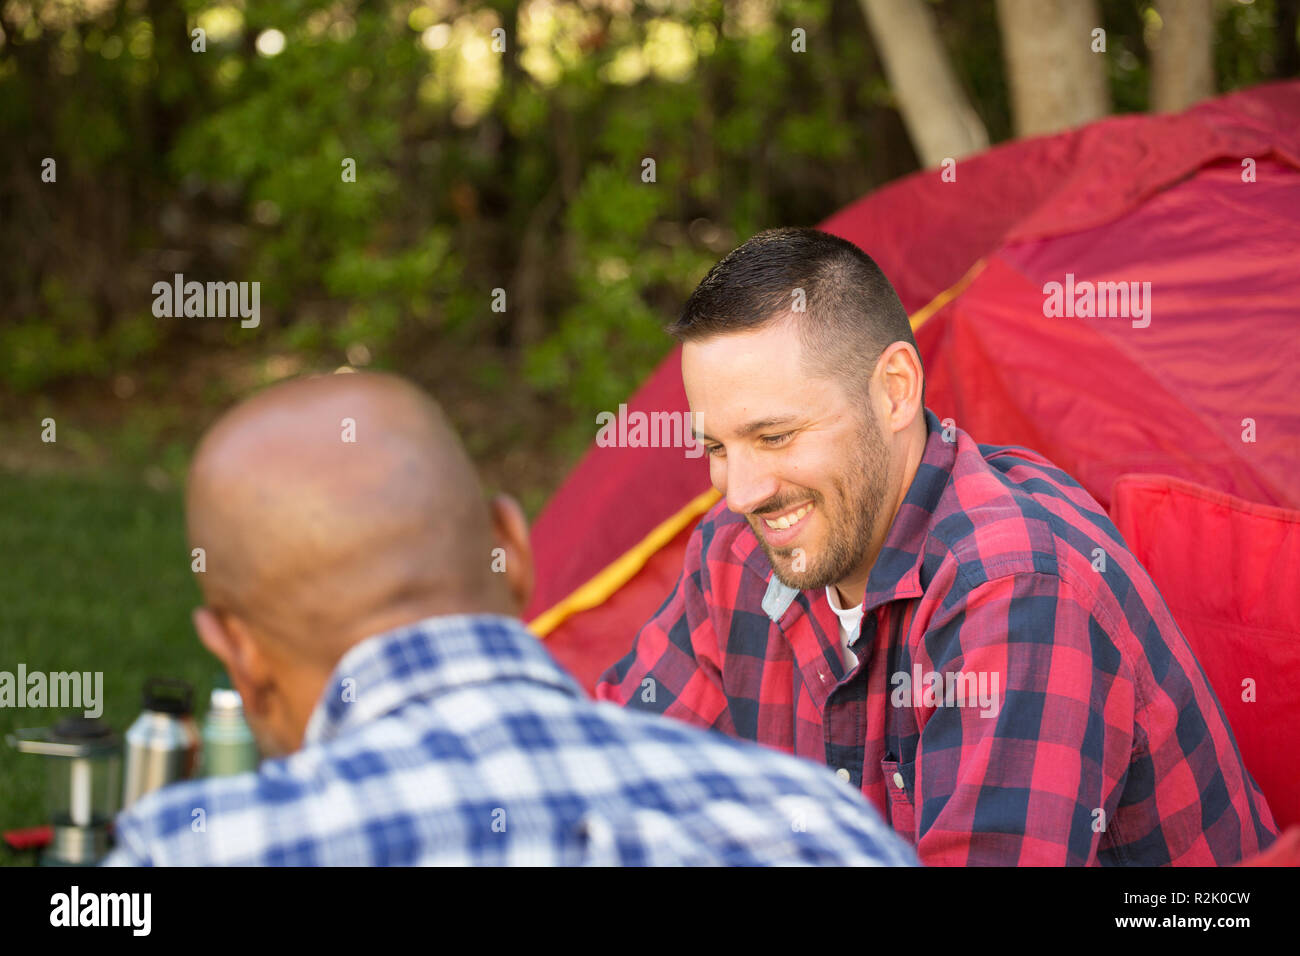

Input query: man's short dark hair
[668,227,923,407]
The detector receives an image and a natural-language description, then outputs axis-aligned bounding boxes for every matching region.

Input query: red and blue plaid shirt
[597,408,1278,865]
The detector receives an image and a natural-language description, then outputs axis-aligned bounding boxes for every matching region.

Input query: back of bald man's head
[186,372,515,664]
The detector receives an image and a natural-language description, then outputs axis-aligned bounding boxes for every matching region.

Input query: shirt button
[893,772,905,790]
[836,768,851,782]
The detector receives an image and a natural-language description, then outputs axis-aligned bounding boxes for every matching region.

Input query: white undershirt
[824,586,865,671]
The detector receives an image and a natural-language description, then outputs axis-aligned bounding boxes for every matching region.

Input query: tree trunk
[856,0,989,167]
[996,0,1110,137]
[1150,0,1216,112]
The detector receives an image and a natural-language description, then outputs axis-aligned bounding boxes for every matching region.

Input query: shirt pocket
[880,756,916,842]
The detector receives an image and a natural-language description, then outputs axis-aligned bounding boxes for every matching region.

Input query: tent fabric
[922,156,1300,515]
[1111,473,1300,830]
[526,81,1300,698]
[525,347,710,621]
[1236,824,1300,866]
[819,80,1300,310]
[528,487,719,638]
[541,520,698,692]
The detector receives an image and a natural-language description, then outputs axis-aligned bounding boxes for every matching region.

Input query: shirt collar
[303,613,583,746]
[860,407,953,612]
[738,407,955,618]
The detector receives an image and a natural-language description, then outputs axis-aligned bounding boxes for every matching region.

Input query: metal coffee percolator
[6,716,122,865]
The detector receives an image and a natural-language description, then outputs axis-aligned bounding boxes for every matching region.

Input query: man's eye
[705,444,725,458]
[760,433,792,447]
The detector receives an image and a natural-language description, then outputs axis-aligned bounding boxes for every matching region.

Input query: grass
[0,471,212,866]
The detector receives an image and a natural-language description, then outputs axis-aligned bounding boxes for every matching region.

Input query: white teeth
[763,504,811,530]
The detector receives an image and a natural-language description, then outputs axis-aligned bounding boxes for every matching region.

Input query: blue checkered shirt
[104,614,916,866]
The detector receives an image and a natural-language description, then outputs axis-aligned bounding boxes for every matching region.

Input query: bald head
[187,372,529,668]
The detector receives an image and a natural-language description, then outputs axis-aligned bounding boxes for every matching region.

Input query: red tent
[524,82,1300,826]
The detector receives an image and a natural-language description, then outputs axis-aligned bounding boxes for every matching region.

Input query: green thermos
[201,679,260,777]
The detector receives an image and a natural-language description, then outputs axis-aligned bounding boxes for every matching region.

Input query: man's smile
[754,500,815,545]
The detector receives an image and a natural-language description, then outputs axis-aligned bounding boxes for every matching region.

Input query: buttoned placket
[824,610,875,791]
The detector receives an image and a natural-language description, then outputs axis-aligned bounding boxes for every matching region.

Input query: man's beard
[750,414,890,593]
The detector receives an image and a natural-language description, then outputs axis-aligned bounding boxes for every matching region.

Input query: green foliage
[1,299,159,394]
[1215,0,1280,88]
[0,0,1290,453]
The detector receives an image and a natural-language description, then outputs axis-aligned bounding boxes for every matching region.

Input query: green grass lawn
[0,471,213,865]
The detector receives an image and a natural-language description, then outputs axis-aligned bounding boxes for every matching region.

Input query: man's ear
[193,606,273,719]
[876,341,924,435]
[489,494,534,615]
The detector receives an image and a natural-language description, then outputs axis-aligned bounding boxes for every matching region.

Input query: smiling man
[595,227,1278,866]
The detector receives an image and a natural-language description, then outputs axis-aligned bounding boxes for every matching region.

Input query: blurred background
[0,0,1295,860]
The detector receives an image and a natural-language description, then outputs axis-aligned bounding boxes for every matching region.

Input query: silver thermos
[122,677,200,809]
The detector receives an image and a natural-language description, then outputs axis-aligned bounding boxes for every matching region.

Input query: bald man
[104,372,916,866]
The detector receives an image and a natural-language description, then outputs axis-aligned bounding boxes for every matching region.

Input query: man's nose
[722,450,780,516]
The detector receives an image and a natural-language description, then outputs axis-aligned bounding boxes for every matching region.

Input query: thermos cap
[209,687,244,711]
[141,677,194,716]
[52,716,114,742]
